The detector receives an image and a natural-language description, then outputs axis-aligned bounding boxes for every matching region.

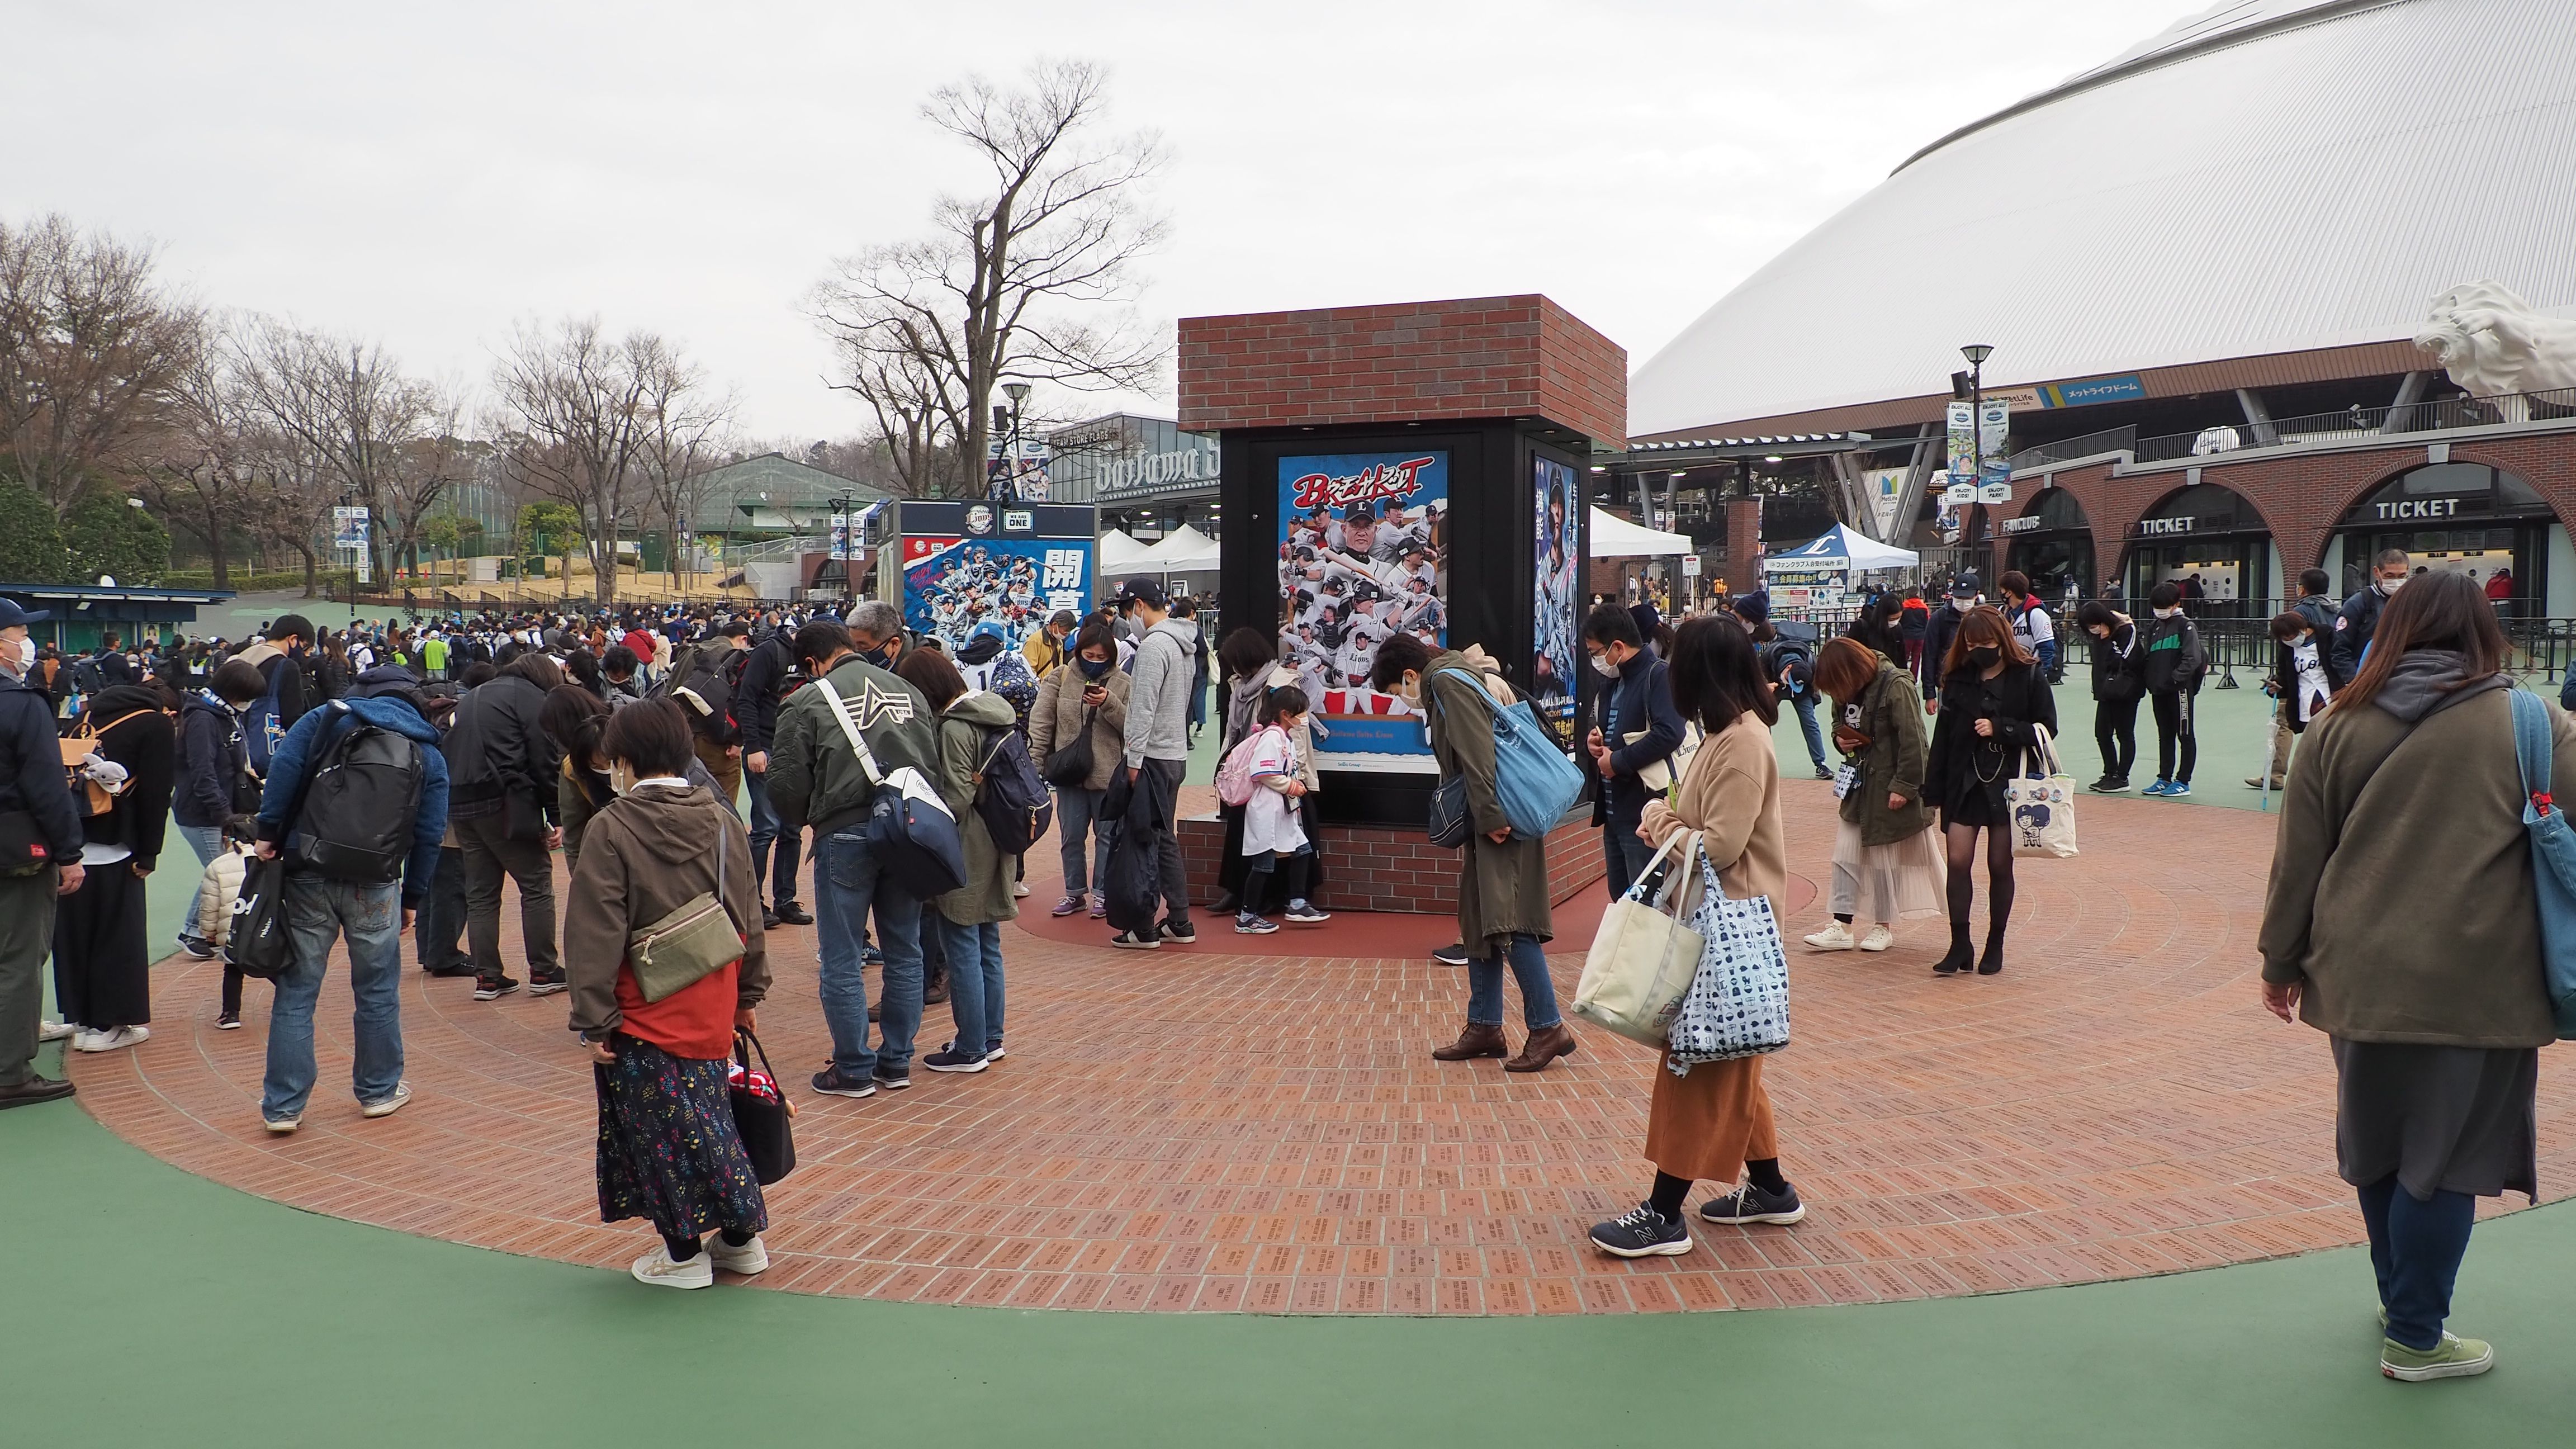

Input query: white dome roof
[1631,0,2576,436]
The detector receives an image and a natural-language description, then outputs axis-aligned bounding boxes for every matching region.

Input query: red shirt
[613,959,739,1061]
[622,629,658,661]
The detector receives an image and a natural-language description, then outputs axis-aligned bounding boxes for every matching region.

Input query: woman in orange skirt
[1589,615,1808,1257]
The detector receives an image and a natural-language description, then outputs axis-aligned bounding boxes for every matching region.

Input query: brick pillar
[1725,497,1764,596]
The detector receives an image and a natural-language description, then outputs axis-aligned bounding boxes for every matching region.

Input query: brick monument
[1172,295,1627,915]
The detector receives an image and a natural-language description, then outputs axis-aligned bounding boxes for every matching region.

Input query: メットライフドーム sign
[1278,451,1450,771]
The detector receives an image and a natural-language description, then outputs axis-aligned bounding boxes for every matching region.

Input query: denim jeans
[815,828,924,1078]
[744,768,804,907]
[261,874,405,1120]
[1789,690,1827,770]
[1054,787,1114,897]
[1602,826,1656,902]
[415,844,469,973]
[932,915,1005,1058]
[176,822,228,944]
[1467,932,1561,1029]
[2358,1174,2477,1351]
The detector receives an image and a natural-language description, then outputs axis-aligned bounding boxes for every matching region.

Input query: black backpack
[292,704,425,883]
[972,726,1053,858]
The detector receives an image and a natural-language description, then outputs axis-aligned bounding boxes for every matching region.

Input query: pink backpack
[1215,732,1269,807]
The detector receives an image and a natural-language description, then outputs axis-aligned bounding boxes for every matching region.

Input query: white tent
[1095,529,1150,573]
[1137,522,1221,572]
[1763,523,1920,572]
[1588,507,1695,557]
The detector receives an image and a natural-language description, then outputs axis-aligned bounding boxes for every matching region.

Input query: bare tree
[136,316,266,588]
[490,317,723,607]
[0,214,201,511]
[812,59,1166,498]
[235,318,462,586]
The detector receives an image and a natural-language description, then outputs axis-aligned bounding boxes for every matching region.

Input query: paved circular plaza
[68,781,2576,1314]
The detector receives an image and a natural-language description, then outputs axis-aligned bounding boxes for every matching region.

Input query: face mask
[1078,656,1111,680]
[1950,596,1972,612]
[859,642,895,669]
[1966,646,2001,671]
[2379,576,2406,596]
[607,761,636,797]
[1587,651,1621,679]
[2153,606,2181,619]
[1394,673,1422,707]
[5,637,29,673]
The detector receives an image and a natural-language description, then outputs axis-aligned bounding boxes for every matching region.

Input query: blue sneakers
[2165,781,2193,798]
[2141,779,2174,796]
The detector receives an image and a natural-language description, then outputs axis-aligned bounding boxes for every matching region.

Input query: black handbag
[503,782,548,843]
[728,1029,796,1186]
[1427,776,1472,849]
[224,851,295,979]
[0,808,55,877]
[1041,706,1097,787]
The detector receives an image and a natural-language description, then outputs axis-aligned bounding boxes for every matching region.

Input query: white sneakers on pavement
[37,1020,75,1044]
[72,1025,149,1053]
[1858,926,1895,952]
[1802,922,1855,951]
[361,1082,413,1119]
[630,1243,715,1290]
[705,1233,769,1276]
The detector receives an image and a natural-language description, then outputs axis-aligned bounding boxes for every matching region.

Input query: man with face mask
[2332,549,2410,684]
[1922,574,1982,705]
[1580,602,1684,901]
[2138,580,2209,798]
[0,599,87,1109]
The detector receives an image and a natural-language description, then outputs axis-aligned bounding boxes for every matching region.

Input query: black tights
[663,1225,756,1261]
[1649,1160,1788,1218]
[1240,849,1312,913]
[1944,822,2015,945]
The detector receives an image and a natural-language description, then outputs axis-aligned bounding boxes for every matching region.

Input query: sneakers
[1087,898,1106,920]
[75,1025,149,1053]
[1698,1181,1807,1225]
[809,1067,877,1099]
[630,1243,714,1290]
[1052,894,1086,918]
[1110,930,1162,951]
[761,906,782,931]
[773,900,814,926]
[176,936,218,960]
[2087,776,2132,794]
[37,1019,75,1044]
[361,1082,413,1119]
[705,1233,769,1276]
[527,976,569,998]
[941,1038,1002,1063]
[872,1069,912,1092]
[922,1048,989,1074]
[263,1114,301,1135]
[1802,921,1857,951]
[472,977,522,1001]
[1284,902,1331,924]
[1430,943,1472,967]
[2381,1332,2494,1381]
[2164,781,2193,798]
[1589,1202,1695,1258]
[2245,776,2285,790]
[1159,920,1197,945]
[1857,925,1895,952]
[1011,882,1031,898]
[2141,778,2174,797]
[422,963,477,978]
[215,1012,242,1031]
[1234,913,1281,935]
[1813,765,1836,781]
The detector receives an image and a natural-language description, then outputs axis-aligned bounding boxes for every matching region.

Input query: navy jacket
[257,694,451,906]
[1924,602,1968,696]
[2331,585,2386,685]
[0,670,83,866]
[174,694,249,828]
[1589,648,1685,834]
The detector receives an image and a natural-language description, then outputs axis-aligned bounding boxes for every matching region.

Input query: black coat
[1925,661,2058,826]
[173,694,250,828]
[73,686,176,873]
[0,670,83,864]
[440,674,563,825]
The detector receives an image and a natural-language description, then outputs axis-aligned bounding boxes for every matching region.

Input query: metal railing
[2056,612,2576,685]
[2007,425,2138,472]
[2132,387,2576,465]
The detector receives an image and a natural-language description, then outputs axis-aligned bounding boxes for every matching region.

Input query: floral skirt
[1828,820,1944,924]
[594,1034,768,1239]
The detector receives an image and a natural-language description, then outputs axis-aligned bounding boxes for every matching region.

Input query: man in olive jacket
[765,614,939,1099]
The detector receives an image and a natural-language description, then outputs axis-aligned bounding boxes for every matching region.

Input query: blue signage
[2041,374,2146,408]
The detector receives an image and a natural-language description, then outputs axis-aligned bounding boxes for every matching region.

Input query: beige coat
[1641,711,1786,902]
[1027,664,1130,793]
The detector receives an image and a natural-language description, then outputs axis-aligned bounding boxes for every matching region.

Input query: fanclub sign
[1287,456,1439,514]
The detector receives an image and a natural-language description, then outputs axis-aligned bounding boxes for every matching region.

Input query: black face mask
[1966,646,2001,671]
[1077,656,1111,679]
[858,642,895,669]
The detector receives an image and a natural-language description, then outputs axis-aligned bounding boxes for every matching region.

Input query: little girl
[1234,686,1330,934]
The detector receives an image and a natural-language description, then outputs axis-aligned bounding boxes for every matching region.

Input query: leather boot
[1503,1022,1579,1073]
[1431,1022,1509,1062]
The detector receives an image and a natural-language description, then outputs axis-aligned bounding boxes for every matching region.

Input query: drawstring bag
[2507,689,2576,1036]
[1665,850,1791,1072]
[2005,723,2080,859]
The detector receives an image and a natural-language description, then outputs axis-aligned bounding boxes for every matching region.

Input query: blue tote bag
[1434,669,1587,839]
[2506,688,2576,1037]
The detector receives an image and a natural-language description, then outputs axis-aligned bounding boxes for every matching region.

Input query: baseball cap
[1947,572,1982,599]
[1116,577,1169,610]
[0,598,51,629]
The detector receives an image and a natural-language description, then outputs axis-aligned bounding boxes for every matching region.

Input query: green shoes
[2380,1332,2494,1381]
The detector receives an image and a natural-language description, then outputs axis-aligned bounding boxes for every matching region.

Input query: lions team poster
[1277,451,1448,770]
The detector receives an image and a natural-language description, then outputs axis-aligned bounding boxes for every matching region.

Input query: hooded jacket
[765,653,940,840]
[929,689,1026,926]
[1029,657,1130,793]
[256,689,451,906]
[563,780,769,1059]
[441,673,562,825]
[72,685,176,872]
[174,690,251,828]
[1123,616,1200,767]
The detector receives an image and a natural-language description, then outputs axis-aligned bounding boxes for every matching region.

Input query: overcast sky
[11,0,2158,442]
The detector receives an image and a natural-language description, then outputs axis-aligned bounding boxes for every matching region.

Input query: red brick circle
[70,782,2576,1313]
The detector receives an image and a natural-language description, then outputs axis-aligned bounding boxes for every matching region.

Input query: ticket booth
[2326,462,2564,617]
[2122,484,2274,615]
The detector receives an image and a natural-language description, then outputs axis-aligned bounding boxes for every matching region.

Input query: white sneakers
[631,1233,768,1289]
[37,1020,75,1044]
[264,1115,301,1135]
[1803,923,1896,953]
[361,1082,413,1119]
[71,1025,149,1053]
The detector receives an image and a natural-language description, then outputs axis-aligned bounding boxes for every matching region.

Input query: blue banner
[903,537,1092,654]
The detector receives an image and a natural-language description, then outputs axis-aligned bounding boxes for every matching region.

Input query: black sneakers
[921,1049,988,1074]
[1430,943,1472,967]
[1159,920,1197,945]
[810,1066,876,1099]
[1698,1181,1807,1225]
[528,974,568,998]
[774,900,814,926]
[2087,775,2132,794]
[472,977,521,1002]
[1589,1202,1694,1257]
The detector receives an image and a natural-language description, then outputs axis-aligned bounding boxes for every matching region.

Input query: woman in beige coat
[1588,615,1808,1257]
[1027,617,1130,919]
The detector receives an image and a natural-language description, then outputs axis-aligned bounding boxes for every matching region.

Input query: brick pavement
[68,779,2576,1314]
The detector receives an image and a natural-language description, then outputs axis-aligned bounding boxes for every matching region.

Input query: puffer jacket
[1028,661,1130,793]
[929,690,1024,926]
[193,843,252,945]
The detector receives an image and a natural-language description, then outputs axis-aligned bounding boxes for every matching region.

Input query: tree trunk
[293,541,319,597]
[203,499,230,590]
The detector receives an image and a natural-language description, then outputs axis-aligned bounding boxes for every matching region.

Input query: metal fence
[2058,612,2576,686]
[2132,387,2576,465]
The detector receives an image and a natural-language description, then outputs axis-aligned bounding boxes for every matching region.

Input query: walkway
[65,780,2576,1317]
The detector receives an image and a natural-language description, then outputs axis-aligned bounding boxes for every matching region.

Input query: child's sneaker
[2141,778,2174,796]
[1234,912,1280,935]
[1283,902,1330,924]
[2163,781,2193,798]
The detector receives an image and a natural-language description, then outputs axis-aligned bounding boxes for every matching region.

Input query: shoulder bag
[1429,667,1586,839]
[2507,689,2576,1038]
[2005,723,2080,859]
[1041,703,1097,788]
[1665,848,1791,1071]
[1570,831,1705,1046]
[811,675,965,898]
[626,811,746,1002]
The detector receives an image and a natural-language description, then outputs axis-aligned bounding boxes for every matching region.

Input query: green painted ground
[4,1096,2572,1447]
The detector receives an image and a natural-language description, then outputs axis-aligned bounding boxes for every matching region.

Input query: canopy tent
[1763,523,1919,572]
[1588,507,1696,557]
[1135,522,1221,572]
[1095,529,1151,573]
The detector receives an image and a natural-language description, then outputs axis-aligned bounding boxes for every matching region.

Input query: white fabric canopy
[1588,507,1695,557]
[1137,522,1221,572]
[1764,523,1919,572]
[1095,529,1150,572]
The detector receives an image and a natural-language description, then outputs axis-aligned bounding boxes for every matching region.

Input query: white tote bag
[1570,832,1704,1046]
[2005,723,2080,859]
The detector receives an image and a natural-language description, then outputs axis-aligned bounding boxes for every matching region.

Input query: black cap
[1947,572,1982,599]
[1117,577,1168,610]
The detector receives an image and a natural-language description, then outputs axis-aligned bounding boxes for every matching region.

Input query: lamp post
[1002,381,1032,503]
[827,492,855,601]
[1960,343,1994,583]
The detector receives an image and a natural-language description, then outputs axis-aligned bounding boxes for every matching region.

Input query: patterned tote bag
[1666,850,1792,1072]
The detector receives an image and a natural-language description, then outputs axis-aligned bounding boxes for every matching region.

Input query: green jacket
[930,689,1022,926]
[1836,660,1931,846]
[1423,650,1552,945]
[766,656,939,840]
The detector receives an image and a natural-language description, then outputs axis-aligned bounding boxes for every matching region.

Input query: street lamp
[827,492,856,600]
[1001,381,1033,503]
[1960,343,1996,583]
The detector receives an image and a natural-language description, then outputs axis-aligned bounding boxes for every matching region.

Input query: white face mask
[1587,650,1622,679]
[607,761,636,797]
[1394,673,1422,707]
[2153,606,2182,619]
[1950,595,1972,612]
[4,636,30,673]
[2379,575,2407,595]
